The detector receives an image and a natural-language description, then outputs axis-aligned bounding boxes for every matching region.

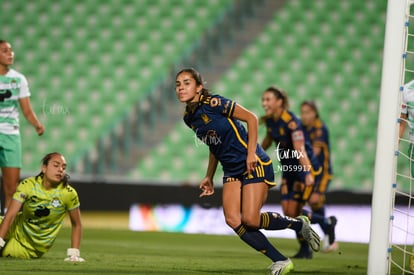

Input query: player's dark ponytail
[265,86,289,110]
[35,152,70,186]
[301,100,320,118]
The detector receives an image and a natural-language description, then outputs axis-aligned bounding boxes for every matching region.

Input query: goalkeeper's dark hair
[300,100,320,118]
[36,152,70,186]
[0,40,7,44]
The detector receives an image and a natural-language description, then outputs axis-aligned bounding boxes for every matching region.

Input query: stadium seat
[3,0,233,173]
[130,0,388,192]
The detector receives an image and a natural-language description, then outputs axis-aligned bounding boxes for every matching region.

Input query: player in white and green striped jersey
[0,39,45,215]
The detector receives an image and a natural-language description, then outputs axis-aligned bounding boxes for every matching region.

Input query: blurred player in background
[0,152,84,261]
[399,79,414,272]
[260,86,326,259]
[300,100,338,253]
[400,79,414,176]
[0,39,45,215]
[176,68,320,275]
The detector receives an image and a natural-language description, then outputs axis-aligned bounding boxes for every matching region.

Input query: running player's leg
[223,179,287,263]
[305,176,338,252]
[240,181,296,274]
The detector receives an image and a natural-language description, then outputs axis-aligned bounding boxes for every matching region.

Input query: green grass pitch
[0,227,380,275]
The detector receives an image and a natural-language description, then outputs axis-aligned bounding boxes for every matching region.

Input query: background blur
[1,0,393,211]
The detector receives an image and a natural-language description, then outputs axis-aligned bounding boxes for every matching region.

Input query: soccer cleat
[321,216,338,252]
[321,236,339,253]
[296,215,321,252]
[268,259,294,275]
[292,248,313,259]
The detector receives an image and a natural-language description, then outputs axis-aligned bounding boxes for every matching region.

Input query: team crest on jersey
[279,127,285,136]
[51,198,61,207]
[201,113,211,124]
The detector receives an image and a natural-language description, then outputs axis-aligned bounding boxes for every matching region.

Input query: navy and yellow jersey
[6,176,80,254]
[183,94,272,177]
[305,118,333,177]
[264,110,320,176]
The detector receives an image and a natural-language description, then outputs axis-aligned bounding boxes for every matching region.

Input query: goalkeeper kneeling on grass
[0,152,84,261]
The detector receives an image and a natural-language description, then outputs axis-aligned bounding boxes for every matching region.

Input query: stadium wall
[68,180,400,211]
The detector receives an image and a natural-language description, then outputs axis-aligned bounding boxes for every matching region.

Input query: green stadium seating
[131,0,388,191]
[1,0,232,173]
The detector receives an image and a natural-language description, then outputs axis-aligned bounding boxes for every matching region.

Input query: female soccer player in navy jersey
[300,100,338,253]
[175,68,320,275]
[260,87,323,259]
[0,152,84,261]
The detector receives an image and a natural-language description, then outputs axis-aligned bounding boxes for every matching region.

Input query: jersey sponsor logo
[225,177,238,182]
[34,206,50,217]
[210,97,221,107]
[0,90,12,102]
[0,81,21,90]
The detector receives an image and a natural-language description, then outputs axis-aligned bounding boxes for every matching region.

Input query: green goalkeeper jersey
[6,176,80,253]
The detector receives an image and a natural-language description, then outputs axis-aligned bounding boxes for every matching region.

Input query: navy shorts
[223,158,276,187]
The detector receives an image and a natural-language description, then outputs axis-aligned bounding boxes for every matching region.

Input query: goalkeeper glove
[0,237,5,248]
[64,248,85,262]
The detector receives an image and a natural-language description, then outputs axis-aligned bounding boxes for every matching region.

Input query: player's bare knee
[241,215,260,228]
[224,216,241,229]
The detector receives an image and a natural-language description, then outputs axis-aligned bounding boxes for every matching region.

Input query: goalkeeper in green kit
[0,152,85,261]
